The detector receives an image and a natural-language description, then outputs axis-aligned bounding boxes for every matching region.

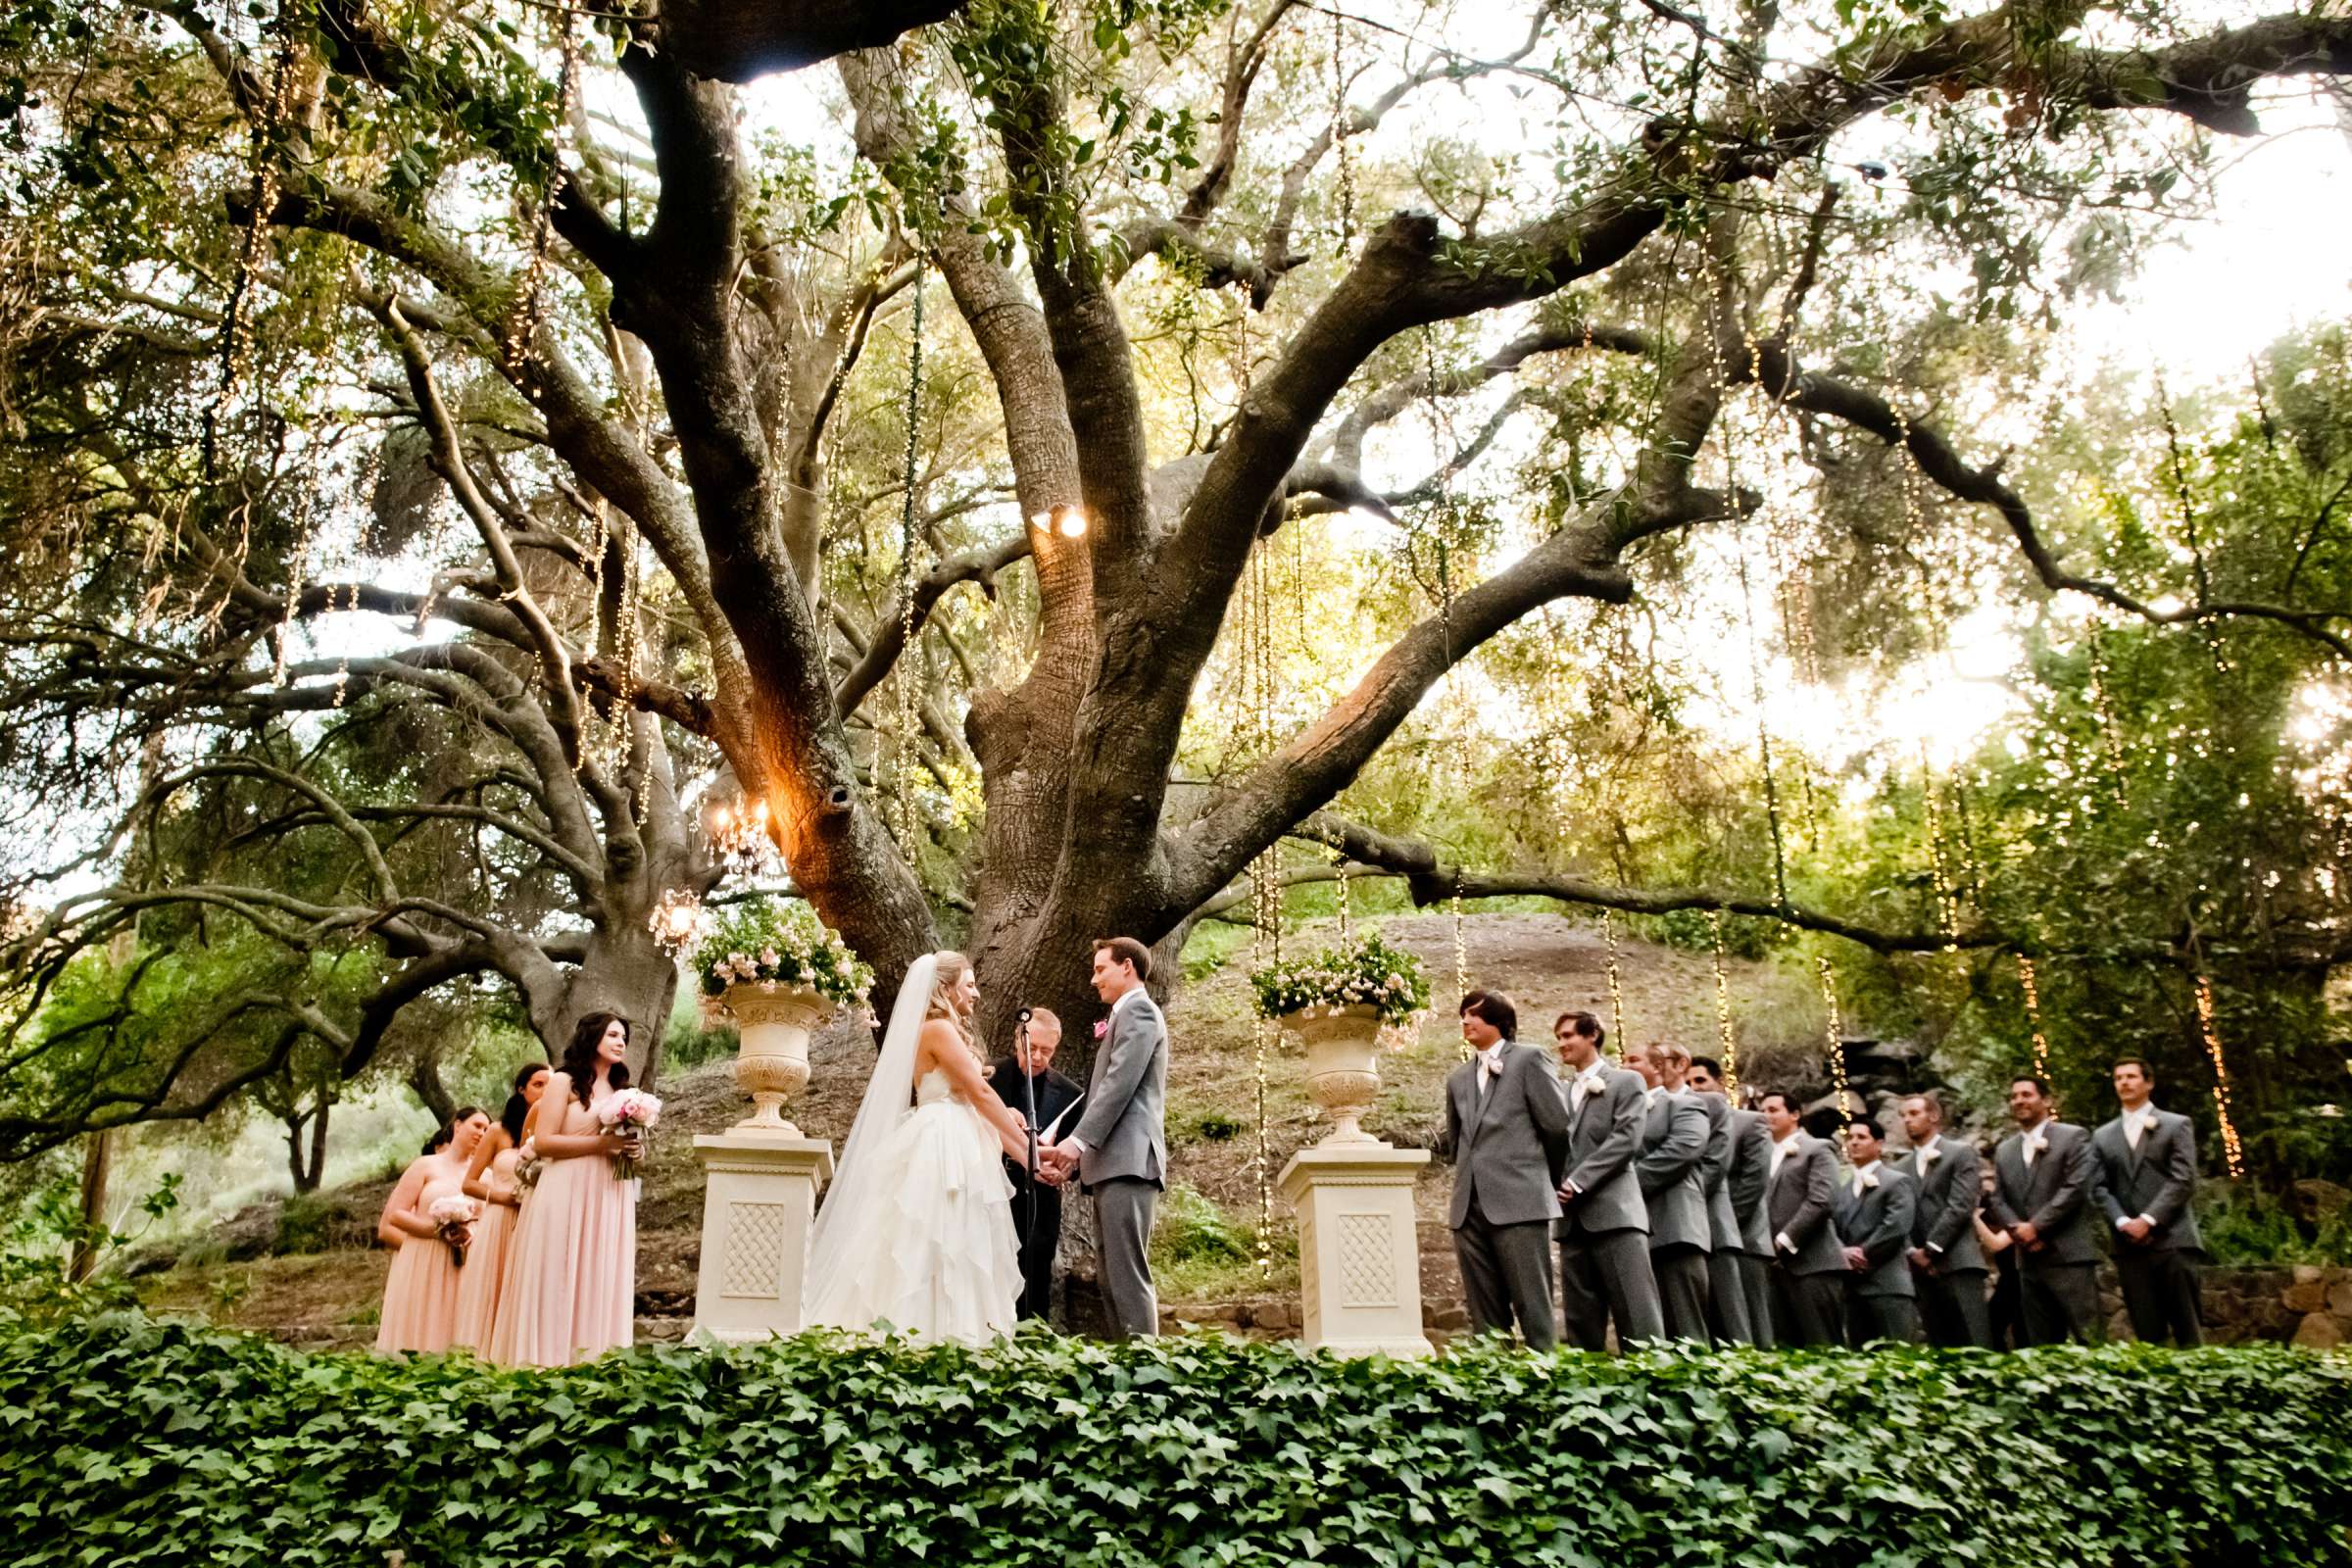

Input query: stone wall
[2183,1264,2352,1349]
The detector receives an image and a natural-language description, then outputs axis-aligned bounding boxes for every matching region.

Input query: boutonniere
[1858,1170,1880,1191]
[2026,1133,2048,1156]
[1919,1148,1941,1166]
[1093,1019,1108,1040]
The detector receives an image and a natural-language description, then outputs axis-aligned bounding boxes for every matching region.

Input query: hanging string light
[207,8,298,479]
[1709,909,1739,1096]
[1602,909,1625,1050]
[1920,743,1963,950]
[893,261,928,848]
[2015,953,2056,1098]
[1816,955,1851,1120]
[2193,974,2247,1179]
[270,495,316,686]
[1328,6,1356,249]
[1452,869,1471,1063]
[504,10,578,377]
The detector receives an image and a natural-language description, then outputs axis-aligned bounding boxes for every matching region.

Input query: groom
[1040,936,1168,1340]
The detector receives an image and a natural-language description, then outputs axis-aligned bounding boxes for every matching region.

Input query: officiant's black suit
[989,1055,1083,1320]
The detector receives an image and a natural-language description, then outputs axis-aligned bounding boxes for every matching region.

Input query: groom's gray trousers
[1091,1178,1160,1340]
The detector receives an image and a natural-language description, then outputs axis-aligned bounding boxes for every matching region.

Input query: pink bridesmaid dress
[450,1146,523,1354]
[375,1174,467,1354]
[485,1085,636,1366]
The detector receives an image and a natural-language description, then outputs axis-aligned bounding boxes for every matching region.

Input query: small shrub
[272,1195,331,1255]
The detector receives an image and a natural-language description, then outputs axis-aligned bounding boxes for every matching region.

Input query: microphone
[1015,1006,1034,1023]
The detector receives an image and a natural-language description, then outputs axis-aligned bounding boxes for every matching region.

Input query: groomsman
[1834,1117,1921,1345]
[1897,1093,1991,1348]
[1440,990,1572,1351]
[1621,1042,1713,1341]
[1690,1057,1775,1348]
[1678,1056,1754,1345]
[2093,1058,2205,1346]
[988,1008,1083,1321]
[1986,1075,2100,1345]
[1552,1011,1665,1350]
[1759,1091,1845,1348]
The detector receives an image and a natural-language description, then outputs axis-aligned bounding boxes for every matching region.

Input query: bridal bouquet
[695,896,874,1010]
[427,1195,480,1266]
[511,1140,541,1196]
[1250,931,1431,1028]
[598,1089,663,1180]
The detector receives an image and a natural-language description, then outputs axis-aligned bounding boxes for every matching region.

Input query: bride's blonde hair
[924,952,976,1032]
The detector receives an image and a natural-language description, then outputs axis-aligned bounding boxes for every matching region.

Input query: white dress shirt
[1850,1157,1881,1198]
[1567,1060,1610,1111]
[1474,1041,1508,1097]
[2117,1103,2160,1229]
[1914,1135,1947,1251]
[2019,1116,2052,1166]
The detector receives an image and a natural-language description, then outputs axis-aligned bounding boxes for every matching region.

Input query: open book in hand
[1036,1093,1086,1146]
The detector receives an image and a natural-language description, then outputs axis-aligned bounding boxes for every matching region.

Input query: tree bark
[68,1130,112,1284]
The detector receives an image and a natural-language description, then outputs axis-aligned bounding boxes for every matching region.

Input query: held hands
[2120,1216,2155,1244]
[1036,1141,1079,1185]
[2010,1219,2040,1250]
[1843,1246,1869,1272]
[1908,1246,1936,1273]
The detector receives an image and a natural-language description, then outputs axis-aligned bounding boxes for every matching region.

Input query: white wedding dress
[803,955,1023,1343]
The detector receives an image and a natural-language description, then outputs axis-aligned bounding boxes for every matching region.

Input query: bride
[804,951,1032,1342]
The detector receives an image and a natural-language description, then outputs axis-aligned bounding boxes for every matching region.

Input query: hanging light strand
[1816,955,1851,1120]
[1328,7,1356,248]
[1603,909,1625,1049]
[1710,910,1739,1096]
[893,263,928,848]
[1453,870,1471,1062]
[2193,974,2247,1179]
[2015,953,2056,1096]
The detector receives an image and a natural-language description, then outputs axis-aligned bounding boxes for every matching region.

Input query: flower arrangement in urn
[1249,931,1430,1148]
[696,897,875,1007]
[695,897,873,1135]
[1248,930,1431,1028]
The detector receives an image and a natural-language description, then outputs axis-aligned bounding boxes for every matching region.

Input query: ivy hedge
[4,1313,2349,1567]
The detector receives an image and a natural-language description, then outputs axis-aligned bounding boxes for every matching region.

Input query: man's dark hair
[1553,1009,1604,1050]
[2111,1056,2155,1083]
[1759,1090,1796,1115]
[1849,1115,1885,1141]
[1094,936,1152,982]
[1459,989,1517,1041]
[2010,1074,2054,1099]
[1690,1055,1723,1080]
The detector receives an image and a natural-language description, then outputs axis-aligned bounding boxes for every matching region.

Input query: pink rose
[1093,1020,1108,1040]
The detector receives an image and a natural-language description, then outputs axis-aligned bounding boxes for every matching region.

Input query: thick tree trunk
[68,1129,111,1283]
[548,923,683,1087]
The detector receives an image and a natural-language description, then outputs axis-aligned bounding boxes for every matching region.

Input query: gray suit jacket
[1441,1043,1571,1229]
[1767,1134,1845,1276]
[1636,1088,1713,1252]
[1986,1120,2097,1267]
[1727,1107,1774,1257]
[2093,1108,2203,1253]
[1697,1093,1742,1252]
[1833,1164,1919,1298]
[1895,1136,1986,1274]
[1071,990,1167,1191]
[1558,1064,1649,1235]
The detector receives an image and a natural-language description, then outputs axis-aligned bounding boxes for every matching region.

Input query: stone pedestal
[691,1131,833,1343]
[1277,1144,1433,1357]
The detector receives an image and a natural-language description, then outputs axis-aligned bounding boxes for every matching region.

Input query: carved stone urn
[1278,1002,1387,1148]
[721,985,829,1136]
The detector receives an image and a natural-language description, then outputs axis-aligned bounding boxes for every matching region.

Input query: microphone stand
[1016,1018,1039,1244]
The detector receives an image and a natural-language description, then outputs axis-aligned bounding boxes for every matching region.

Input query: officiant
[989,1007,1083,1320]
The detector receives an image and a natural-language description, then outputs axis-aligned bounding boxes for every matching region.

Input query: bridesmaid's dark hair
[501,1060,547,1144]
[560,1012,633,1107]
[424,1105,486,1157]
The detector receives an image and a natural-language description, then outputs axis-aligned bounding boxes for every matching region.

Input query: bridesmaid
[451,1065,547,1355]
[374,1106,489,1354]
[486,1013,639,1367]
